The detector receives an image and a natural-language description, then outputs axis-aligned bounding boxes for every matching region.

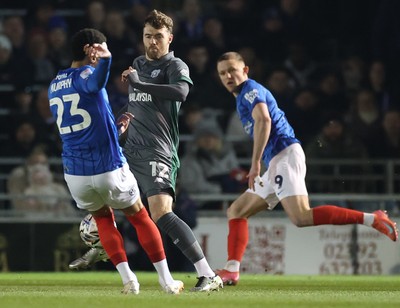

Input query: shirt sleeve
[84,57,112,93]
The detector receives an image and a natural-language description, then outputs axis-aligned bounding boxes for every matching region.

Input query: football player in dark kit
[120,9,222,292]
[70,10,223,292]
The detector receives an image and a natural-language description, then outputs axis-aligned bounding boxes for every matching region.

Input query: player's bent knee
[289,216,313,228]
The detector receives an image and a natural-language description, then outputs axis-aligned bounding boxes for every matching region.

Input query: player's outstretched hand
[84,42,111,59]
[121,66,140,85]
[247,162,262,191]
[117,112,134,135]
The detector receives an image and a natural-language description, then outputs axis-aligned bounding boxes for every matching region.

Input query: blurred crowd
[1,0,400,211]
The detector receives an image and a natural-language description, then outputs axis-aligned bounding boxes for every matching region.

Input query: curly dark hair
[71,28,107,61]
[144,9,173,33]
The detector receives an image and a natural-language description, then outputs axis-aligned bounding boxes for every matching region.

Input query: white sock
[224,260,240,272]
[116,262,138,285]
[153,259,174,287]
[363,213,375,227]
[194,257,215,278]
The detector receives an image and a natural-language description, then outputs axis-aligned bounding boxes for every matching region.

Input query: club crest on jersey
[151,69,161,78]
[244,121,252,135]
[244,89,258,104]
[154,177,164,183]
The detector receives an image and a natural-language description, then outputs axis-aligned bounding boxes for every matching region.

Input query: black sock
[156,212,204,264]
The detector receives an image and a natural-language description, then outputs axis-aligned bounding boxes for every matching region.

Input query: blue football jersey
[48,58,126,175]
[236,79,299,168]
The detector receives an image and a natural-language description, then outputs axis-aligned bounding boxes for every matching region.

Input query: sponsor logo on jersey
[129,92,152,102]
[80,68,92,79]
[244,89,258,104]
[151,69,161,78]
[55,73,68,80]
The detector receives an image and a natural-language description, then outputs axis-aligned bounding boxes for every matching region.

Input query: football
[79,214,102,248]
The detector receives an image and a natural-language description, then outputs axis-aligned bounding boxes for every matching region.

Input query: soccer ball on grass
[79,214,102,248]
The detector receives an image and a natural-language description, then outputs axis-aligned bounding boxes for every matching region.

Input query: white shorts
[247,143,308,210]
[64,163,140,212]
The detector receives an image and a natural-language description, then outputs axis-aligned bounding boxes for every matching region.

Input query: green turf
[0,272,399,308]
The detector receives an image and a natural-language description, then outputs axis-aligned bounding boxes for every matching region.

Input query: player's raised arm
[121,66,190,101]
[85,43,112,93]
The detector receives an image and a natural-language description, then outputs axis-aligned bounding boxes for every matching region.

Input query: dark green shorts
[124,148,178,200]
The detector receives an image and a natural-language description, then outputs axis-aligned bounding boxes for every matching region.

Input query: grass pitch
[0,272,399,308]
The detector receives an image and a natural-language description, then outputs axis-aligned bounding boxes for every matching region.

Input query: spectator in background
[25,1,67,37]
[74,0,106,33]
[341,55,366,94]
[47,20,71,70]
[8,84,34,118]
[305,114,369,160]
[180,120,246,209]
[0,34,18,108]
[4,84,35,145]
[7,146,49,209]
[305,114,369,193]
[1,119,40,161]
[225,110,253,158]
[264,66,295,112]
[126,1,150,40]
[184,42,212,102]
[32,87,62,157]
[195,68,237,128]
[345,89,382,157]
[104,8,138,70]
[237,46,265,82]
[278,0,304,39]
[178,102,206,137]
[202,16,227,64]
[179,105,225,155]
[24,31,56,85]
[1,15,27,63]
[365,60,395,113]
[371,0,400,100]
[257,7,287,64]
[175,0,205,49]
[257,0,305,64]
[315,68,349,118]
[283,40,316,88]
[371,109,400,159]
[216,0,258,48]
[23,162,73,215]
[285,87,321,145]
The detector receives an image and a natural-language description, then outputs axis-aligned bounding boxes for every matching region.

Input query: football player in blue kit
[48,28,184,295]
[214,51,398,286]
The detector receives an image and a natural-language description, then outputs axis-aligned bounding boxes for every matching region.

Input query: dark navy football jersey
[124,51,193,164]
[48,58,126,175]
[236,79,299,168]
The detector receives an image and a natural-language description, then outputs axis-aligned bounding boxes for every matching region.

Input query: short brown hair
[144,10,173,33]
[217,52,245,63]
